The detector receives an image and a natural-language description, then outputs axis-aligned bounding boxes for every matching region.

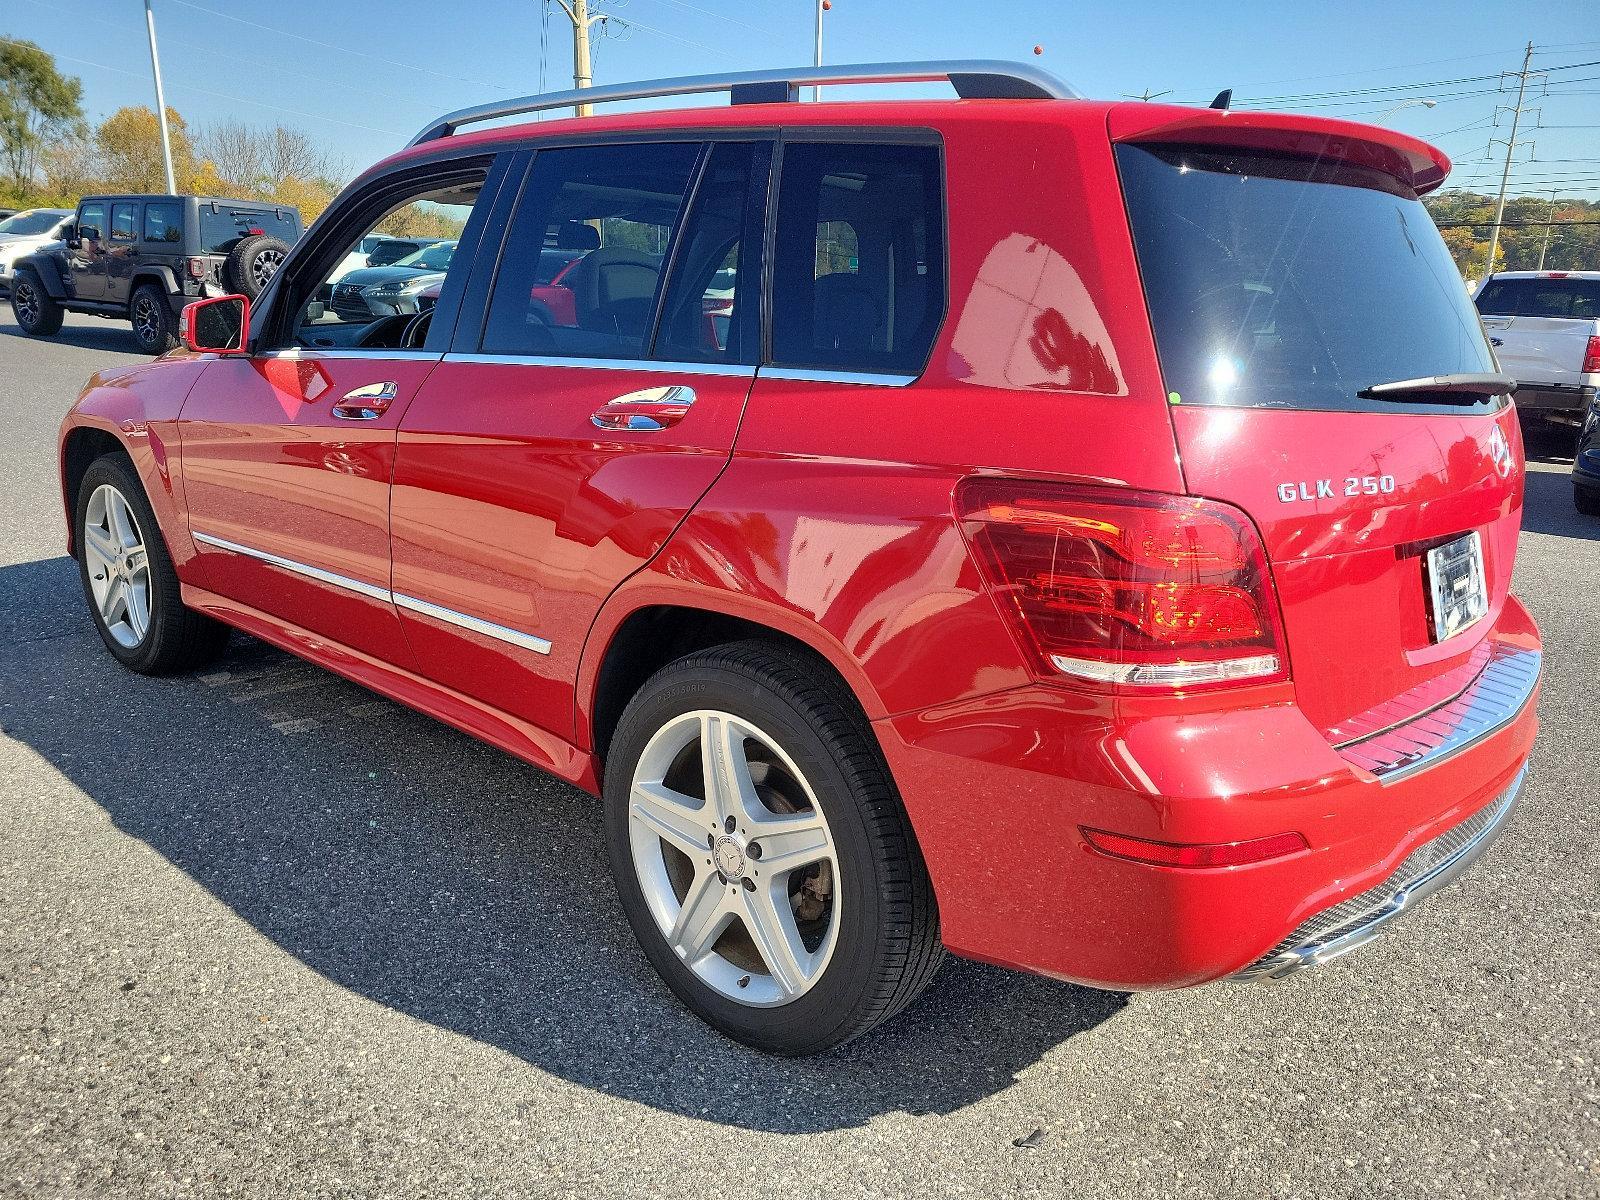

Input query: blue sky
[4,0,1599,195]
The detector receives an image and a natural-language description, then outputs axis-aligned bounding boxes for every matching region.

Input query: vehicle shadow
[1518,416,1577,467]
[0,305,142,356]
[0,554,1126,1133]
[1521,466,1599,541]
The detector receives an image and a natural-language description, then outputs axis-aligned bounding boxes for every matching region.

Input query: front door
[389,139,769,735]
[177,350,437,662]
[68,200,108,301]
[176,161,495,662]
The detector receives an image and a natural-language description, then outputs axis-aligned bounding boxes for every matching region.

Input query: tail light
[1582,336,1600,375]
[186,257,206,280]
[957,480,1288,690]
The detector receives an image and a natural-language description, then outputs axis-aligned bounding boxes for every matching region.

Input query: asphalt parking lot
[1,308,1596,1199]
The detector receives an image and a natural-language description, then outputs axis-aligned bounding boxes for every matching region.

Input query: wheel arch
[580,598,886,769]
[16,253,67,298]
[60,425,130,553]
[129,267,181,310]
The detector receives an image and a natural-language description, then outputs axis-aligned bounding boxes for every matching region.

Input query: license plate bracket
[1426,531,1488,644]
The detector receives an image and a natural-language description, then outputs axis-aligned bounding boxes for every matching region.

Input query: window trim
[108,202,138,243]
[249,152,504,354]
[759,129,949,385]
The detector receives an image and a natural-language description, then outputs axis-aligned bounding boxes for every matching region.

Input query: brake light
[1081,827,1308,867]
[958,480,1287,689]
[187,257,206,279]
[1583,335,1600,375]
[248,227,265,236]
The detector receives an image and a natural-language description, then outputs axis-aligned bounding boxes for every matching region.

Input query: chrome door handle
[332,380,397,420]
[591,384,696,431]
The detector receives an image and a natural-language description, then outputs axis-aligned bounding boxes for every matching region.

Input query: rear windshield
[199,206,299,254]
[1117,144,1497,413]
[1475,276,1600,320]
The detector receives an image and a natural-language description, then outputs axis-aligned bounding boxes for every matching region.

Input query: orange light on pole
[1033,44,1043,56]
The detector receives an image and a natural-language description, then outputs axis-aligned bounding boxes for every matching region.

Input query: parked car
[0,207,73,291]
[328,239,457,320]
[326,235,445,288]
[1574,393,1600,515]
[57,62,1540,1057]
[10,195,301,353]
[1474,271,1600,422]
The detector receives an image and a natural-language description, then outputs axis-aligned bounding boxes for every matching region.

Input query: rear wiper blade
[1357,372,1517,402]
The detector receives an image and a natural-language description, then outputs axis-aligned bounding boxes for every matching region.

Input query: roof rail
[406,59,1079,147]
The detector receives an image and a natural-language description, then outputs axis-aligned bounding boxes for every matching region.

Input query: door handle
[591,385,696,431]
[332,381,397,420]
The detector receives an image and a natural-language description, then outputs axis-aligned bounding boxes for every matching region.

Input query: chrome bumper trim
[1334,645,1540,785]
[1232,766,1526,982]
[190,529,552,655]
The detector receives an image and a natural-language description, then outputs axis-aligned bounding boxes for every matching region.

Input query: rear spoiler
[1107,106,1451,196]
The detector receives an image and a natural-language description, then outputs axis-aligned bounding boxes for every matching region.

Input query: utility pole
[142,0,177,194]
[550,0,605,116]
[1485,41,1541,277]
[1536,189,1560,271]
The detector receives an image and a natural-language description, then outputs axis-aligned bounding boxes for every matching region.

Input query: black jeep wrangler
[9,194,300,353]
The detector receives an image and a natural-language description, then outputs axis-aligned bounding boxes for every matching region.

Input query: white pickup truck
[1474,271,1600,421]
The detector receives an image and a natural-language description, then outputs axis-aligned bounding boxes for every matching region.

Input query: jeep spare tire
[224,235,291,299]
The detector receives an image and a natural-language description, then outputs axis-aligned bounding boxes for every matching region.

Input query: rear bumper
[1232,766,1523,979]
[1515,383,1595,412]
[876,597,1541,991]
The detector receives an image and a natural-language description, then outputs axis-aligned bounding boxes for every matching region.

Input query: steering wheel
[400,310,432,349]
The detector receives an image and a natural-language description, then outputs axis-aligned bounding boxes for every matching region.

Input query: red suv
[59,62,1540,1056]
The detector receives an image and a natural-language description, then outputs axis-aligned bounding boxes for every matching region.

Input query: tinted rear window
[1475,277,1600,320]
[198,207,299,253]
[0,210,65,236]
[1117,144,1496,413]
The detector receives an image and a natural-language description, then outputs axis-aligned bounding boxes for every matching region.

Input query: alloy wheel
[13,279,39,326]
[82,483,152,648]
[132,294,161,347]
[628,710,840,1007]
[252,249,285,289]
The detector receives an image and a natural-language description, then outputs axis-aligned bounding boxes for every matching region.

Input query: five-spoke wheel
[82,483,152,649]
[628,709,840,1007]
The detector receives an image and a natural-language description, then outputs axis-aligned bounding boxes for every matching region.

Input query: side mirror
[181,294,251,355]
[305,299,326,322]
[61,223,78,248]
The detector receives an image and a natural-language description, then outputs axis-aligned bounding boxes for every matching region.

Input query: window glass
[78,203,105,242]
[769,142,945,375]
[1118,144,1497,413]
[653,141,762,364]
[110,203,137,242]
[293,178,480,350]
[1476,277,1600,319]
[0,210,67,236]
[143,201,182,243]
[198,207,299,253]
[482,142,700,360]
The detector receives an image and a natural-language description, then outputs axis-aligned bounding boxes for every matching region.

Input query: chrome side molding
[190,530,552,656]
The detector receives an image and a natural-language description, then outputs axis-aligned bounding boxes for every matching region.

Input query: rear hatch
[1113,123,1523,738]
[1474,274,1600,386]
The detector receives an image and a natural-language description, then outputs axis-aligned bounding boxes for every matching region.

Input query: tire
[75,454,230,675]
[604,641,943,1056]
[1576,483,1600,517]
[129,284,179,354]
[9,268,63,336]
[224,235,290,299]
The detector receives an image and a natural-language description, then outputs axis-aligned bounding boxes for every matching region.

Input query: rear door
[388,138,769,735]
[1115,140,1523,739]
[105,202,139,308]
[1476,275,1600,385]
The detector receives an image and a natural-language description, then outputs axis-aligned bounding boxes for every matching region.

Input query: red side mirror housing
[181,294,251,355]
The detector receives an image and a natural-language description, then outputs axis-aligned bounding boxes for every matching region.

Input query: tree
[95,105,194,193]
[0,40,84,188]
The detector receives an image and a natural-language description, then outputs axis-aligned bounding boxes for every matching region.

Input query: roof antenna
[1209,89,1233,111]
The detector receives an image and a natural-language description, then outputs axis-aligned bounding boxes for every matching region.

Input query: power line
[1484,42,1540,272]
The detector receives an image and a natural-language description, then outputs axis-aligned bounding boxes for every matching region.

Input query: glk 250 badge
[1276,475,1396,503]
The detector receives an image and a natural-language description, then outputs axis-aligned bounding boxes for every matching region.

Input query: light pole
[1378,97,1437,120]
[143,0,177,194]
